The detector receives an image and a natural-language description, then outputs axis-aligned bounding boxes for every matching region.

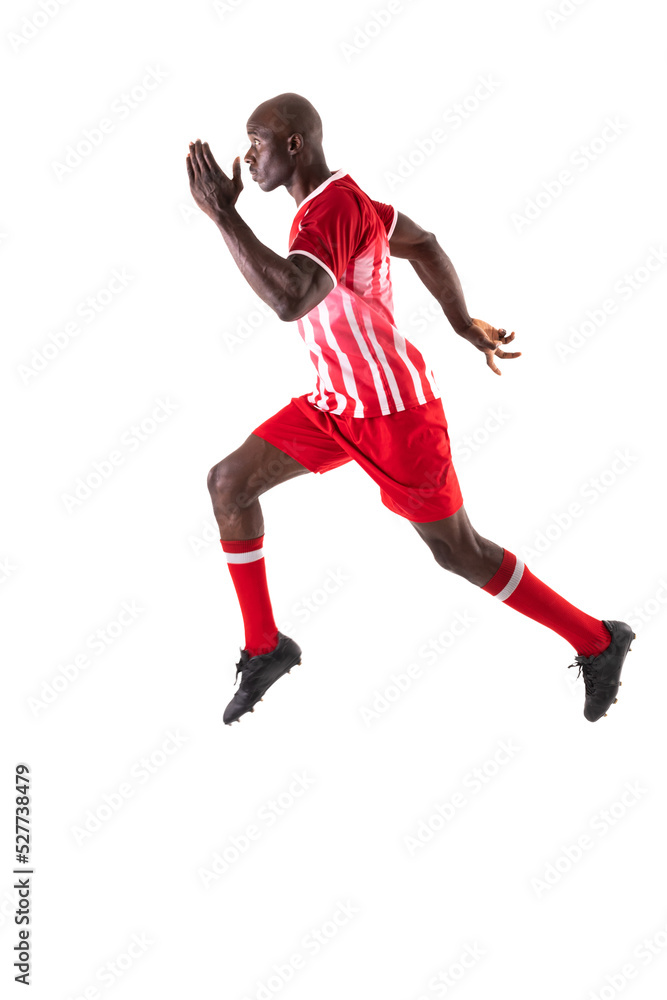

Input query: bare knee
[427,532,498,583]
[207,456,254,515]
[428,538,468,575]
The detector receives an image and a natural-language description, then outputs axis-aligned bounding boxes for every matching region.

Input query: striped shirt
[287,169,441,418]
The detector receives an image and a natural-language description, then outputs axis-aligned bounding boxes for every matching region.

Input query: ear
[287,132,303,155]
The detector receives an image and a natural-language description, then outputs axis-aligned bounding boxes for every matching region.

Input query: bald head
[247,92,323,146]
[244,93,330,199]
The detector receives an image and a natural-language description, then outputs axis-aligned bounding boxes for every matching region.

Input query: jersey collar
[296,168,346,209]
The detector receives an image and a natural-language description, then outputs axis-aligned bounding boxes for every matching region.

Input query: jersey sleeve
[370,199,398,240]
[288,188,366,286]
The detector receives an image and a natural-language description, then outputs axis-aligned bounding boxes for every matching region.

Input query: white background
[3,0,666,997]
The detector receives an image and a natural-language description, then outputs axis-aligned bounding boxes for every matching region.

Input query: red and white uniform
[287,169,441,418]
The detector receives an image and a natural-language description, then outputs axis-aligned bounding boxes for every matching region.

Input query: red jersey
[287,169,441,418]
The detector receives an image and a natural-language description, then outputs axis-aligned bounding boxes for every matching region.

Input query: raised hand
[186,139,243,222]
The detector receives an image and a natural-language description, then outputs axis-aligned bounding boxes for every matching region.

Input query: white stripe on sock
[495,559,525,601]
[224,548,264,564]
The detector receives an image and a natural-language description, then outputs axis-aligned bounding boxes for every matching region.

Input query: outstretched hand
[186,139,243,221]
[458,318,521,375]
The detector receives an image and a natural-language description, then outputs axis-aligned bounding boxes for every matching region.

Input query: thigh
[329,396,464,522]
[219,430,313,500]
[251,396,353,477]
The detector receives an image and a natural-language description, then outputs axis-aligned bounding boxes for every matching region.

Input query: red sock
[482,549,611,656]
[220,535,279,657]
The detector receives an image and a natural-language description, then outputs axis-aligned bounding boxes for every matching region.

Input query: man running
[186,92,634,726]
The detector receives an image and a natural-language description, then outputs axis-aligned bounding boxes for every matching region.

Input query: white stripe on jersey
[387,206,399,240]
[300,312,347,414]
[349,248,405,411]
[391,326,427,406]
[353,251,408,410]
[341,292,390,415]
[423,366,441,398]
[375,253,396,319]
[361,311,406,411]
[316,303,364,418]
[350,246,375,298]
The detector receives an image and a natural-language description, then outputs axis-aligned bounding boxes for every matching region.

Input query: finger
[232,155,242,189]
[202,141,221,172]
[193,139,208,172]
[188,142,200,177]
[498,330,516,344]
[186,154,195,184]
[495,350,522,359]
[486,353,502,376]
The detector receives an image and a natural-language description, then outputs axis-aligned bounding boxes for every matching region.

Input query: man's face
[244,121,292,192]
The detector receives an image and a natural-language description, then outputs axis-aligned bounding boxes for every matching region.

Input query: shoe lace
[568,654,597,695]
[235,652,247,683]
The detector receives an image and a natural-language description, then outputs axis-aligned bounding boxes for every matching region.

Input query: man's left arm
[186,140,332,322]
[389,210,521,376]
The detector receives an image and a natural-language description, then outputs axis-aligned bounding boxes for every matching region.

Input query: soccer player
[186,93,634,726]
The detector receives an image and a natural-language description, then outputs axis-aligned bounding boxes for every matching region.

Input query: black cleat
[223,632,302,725]
[568,620,635,722]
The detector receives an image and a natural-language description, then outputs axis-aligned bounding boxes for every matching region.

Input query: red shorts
[251,394,463,522]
